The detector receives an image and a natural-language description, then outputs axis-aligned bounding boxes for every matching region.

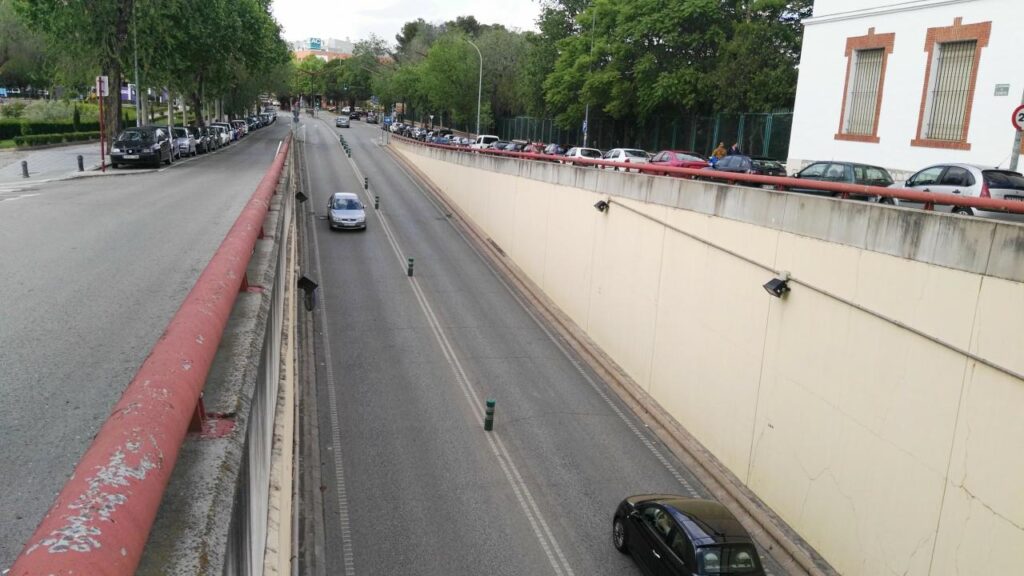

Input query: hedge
[0,120,102,140]
[13,131,101,147]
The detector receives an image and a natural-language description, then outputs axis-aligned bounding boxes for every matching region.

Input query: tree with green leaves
[14,0,135,140]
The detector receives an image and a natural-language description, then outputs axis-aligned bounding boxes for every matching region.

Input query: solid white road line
[305,128,356,576]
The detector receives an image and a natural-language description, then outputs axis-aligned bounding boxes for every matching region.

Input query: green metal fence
[497,112,794,160]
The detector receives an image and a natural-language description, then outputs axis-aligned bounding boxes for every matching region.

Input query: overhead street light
[466,39,483,137]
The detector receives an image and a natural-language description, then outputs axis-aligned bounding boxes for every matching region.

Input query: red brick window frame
[911,18,991,151]
[835,28,895,143]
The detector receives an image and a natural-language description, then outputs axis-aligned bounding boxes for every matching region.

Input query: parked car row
[109,113,274,169]
[396,130,1024,215]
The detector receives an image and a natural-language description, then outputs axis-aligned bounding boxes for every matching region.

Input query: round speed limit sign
[1013,104,1024,131]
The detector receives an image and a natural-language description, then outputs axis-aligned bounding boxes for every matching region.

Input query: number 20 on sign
[1013,104,1024,132]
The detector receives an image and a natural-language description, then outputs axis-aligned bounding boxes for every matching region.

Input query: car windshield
[581,149,602,158]
[332,197,362,210]
[173,128,188,138]
[119,129,153,143]
[697,544,763,574]
[983,170,1024,190]
[624,149,647,158]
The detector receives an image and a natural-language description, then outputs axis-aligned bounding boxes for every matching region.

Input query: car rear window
[754,159,783,171]
[581,149,602,158]
[674,152,704,162]
[697,544,763,574]
[624,149,647,158]
[983,170,1024,190]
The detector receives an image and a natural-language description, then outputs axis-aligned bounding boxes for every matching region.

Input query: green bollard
[484,399,495,431]
[374,195,380,210]
[407,257,414,277]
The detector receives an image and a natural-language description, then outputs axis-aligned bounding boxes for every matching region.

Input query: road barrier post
[407,257,414,277]
[21,160,28,178]
[77,155,84,172]
[484,399,495,431]
[364,177,368,190]
[374,195,379,210]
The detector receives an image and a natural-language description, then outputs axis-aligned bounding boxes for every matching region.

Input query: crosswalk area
[0,185,40,202]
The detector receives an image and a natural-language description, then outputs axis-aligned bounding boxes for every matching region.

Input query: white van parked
[471,135,500,149]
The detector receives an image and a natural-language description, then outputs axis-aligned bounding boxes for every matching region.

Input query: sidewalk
[0,142,104,185]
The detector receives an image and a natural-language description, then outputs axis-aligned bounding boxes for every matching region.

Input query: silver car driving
[327,192,366,230]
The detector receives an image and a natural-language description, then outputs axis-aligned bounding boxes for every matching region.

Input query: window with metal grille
[842,48,884,135]
[923,40,977,141]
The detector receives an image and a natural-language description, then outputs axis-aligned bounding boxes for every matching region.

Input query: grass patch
[0,139,15,149]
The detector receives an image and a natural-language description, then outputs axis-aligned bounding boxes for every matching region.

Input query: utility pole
[467,39,482,137]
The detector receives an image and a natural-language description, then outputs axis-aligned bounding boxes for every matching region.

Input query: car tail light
[981,180,991,198]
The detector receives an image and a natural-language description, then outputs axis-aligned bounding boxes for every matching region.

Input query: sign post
[1011,103,1024,172]
[96,75,109,172]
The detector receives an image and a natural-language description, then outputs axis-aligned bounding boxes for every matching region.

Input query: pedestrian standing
[727,142,742,156]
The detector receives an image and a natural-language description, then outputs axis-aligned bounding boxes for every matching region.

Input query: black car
[613,495,766,576]
[789,161,895,201]
[110,126,173,168]
[349,110,361,120]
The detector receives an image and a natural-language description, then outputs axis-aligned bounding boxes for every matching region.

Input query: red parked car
[649,150,710,176]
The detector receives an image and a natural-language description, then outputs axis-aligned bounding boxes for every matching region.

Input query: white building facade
[789,0,1024,179]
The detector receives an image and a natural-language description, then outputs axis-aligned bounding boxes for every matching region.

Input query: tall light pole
[466,39,483,137]
[582,8,596,148]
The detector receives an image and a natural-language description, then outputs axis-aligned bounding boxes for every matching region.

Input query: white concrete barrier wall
[394,141,1024,576]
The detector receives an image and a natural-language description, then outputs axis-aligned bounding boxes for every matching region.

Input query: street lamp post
[466,39,483,137]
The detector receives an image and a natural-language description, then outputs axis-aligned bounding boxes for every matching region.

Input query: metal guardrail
[392,135,1024,215]
[9,135,293,576]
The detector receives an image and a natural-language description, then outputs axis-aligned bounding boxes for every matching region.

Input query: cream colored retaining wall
[393,140,1024,576]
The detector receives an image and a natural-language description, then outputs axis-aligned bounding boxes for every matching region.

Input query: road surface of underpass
[298,116,790,576]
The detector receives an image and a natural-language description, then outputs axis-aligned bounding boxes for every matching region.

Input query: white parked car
[901,163,1024,217]
[602,148,651,172]
[563,146,603,166]
[471,134,500,149]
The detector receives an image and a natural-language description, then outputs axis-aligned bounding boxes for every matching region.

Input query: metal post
[467,39,482,137]
[364,177,369,190]
[374,195,379,210]
[1011,89,1024,172]
[133,2,141,127]
[77,155,84,172]
[484,399,495,431]
[407,258,414,277]
[21,160,28,178]
[582,9,596,148]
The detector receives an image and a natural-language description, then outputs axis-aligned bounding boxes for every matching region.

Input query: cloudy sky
[271,0,541,46]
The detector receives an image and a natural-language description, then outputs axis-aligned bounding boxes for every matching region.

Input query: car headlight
[111,147,122,153]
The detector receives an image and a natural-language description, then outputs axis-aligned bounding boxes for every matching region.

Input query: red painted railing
[392,134,1024,214]
[9,135,292,576]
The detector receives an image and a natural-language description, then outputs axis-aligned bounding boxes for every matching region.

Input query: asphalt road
[303,116,787,576]
[0,120,290,567]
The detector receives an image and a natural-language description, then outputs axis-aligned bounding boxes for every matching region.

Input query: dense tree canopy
[9,0,290,137]
[336,0,811,135]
